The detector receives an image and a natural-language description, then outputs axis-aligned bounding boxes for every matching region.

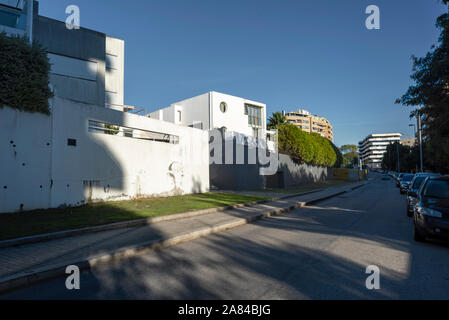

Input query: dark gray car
[399,174,415,194]
[413,176,449,242]
[407,173,441,216]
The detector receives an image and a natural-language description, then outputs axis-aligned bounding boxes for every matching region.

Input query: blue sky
[38,0,446,147]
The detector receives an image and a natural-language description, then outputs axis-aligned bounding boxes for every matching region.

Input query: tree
[339,144,359,168]
[277,123,342,167]
[0,33,53,114]
[267,112,286,130]
[381,142,419,173]
[340,144,357,154]
[104,124,120,135]
[395,1,449,173]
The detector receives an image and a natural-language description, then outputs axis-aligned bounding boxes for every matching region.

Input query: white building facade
[0,0,125,109]
[358,133,402,169]
[149,91,267,139]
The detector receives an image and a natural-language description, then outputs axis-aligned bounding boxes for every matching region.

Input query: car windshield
[412,177,427,189]
[423,180,449,199]
[402,174,414,182]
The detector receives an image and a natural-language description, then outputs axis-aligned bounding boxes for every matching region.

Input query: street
[3,175,449,299]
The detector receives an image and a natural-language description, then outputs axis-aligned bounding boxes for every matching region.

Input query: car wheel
[407,209,412,217]
[414,224,426,242]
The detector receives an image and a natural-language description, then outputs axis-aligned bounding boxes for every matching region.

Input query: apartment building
[0,0,125,109]
[358,133,402,169]
[283,109,333,142]
[149,91,267,139]
[400,138,417,148]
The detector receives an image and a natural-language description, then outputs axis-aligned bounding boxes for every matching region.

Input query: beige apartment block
[283,109,333,142]
[400,138,417,147]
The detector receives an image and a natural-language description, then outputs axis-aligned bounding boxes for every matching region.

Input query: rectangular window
[106,54,119,70]
[0,2,27,30]
[245,104,262,127]
[252,127,259,138]
[48,53,98,82]
[177,110,182,123]
[88,120,179,144]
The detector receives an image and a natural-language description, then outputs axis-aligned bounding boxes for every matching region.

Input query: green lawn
[0,193,267,241]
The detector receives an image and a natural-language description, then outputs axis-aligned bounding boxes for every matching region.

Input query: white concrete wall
[210,92,266,138]
[0,106,52,213]
[149,93,210,128]
[149,91,267,138]
[105,36,124,108]
[0,98,210,213]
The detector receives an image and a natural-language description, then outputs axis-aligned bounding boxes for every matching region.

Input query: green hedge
[277,123,342,167]
[0,32,53,114]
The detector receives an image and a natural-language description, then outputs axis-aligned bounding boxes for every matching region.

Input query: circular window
[219,102,228,113]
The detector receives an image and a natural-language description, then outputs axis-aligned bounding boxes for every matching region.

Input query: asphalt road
[3,175,449,299]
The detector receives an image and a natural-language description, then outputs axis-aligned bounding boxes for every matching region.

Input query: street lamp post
[409,124,418,172]
[417,113,424,172]
[396,142,400,173]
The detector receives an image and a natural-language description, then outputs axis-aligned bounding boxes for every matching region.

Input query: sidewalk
[0,181,368,293]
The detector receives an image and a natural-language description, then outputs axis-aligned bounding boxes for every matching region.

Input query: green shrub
[277,123,342,167]
[0,32,53,114]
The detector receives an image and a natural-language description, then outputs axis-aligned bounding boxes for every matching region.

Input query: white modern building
[358,133,402,169]
[148,91,267,139]
[0,0,125,109]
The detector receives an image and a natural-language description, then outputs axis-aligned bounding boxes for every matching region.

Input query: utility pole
[396,142,400,173]
[409,123,418,173]
[417,112,424,172]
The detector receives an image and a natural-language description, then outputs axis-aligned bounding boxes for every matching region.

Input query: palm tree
[267,112,286,129]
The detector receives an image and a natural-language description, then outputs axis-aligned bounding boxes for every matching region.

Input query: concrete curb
[0,189,323,249]
[0,181,369,295]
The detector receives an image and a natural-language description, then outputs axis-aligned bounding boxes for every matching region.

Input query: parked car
[396,173,405,187]
[399,174,415,194]
[413,176,449,242]
[406,173,441,216]
[381,174,390,180]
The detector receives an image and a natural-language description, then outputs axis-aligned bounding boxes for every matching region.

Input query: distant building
[400,138,417,148]
[0,0,125,109]
[149,91,267,140]
[358,133,402,169]
[283,109,333,142]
